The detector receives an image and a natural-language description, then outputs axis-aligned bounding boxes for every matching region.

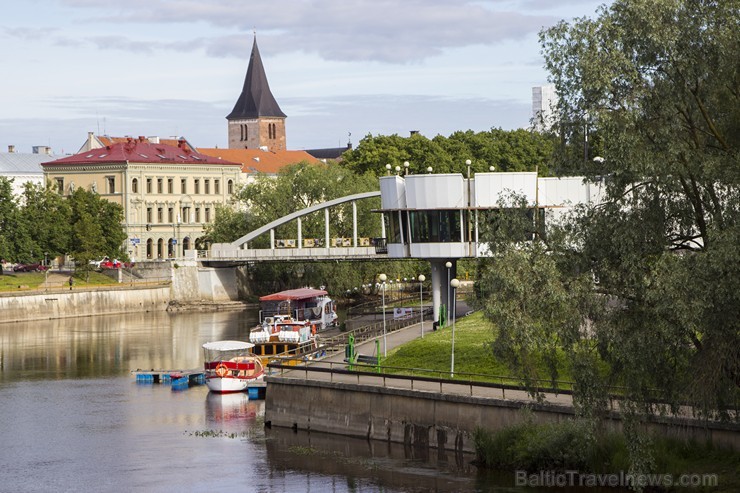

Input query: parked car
[100,258,121,269]
[13,263,48,272]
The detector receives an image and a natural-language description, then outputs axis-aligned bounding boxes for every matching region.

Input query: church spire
[227,36,286,120]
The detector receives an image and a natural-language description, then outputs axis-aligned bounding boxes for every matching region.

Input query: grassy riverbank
[381,310,573,387]
[0,271,118,292]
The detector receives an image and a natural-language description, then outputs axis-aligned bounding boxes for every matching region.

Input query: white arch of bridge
[230,191,382,249]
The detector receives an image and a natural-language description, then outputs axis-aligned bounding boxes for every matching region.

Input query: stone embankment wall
[265,378,740,454]
[0,262,242,323]
[0,285,171,323]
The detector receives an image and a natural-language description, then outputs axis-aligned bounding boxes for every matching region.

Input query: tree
[234,161,381,247]
[67,188,127,275]
[342,129,557,177]
[0,177,18,262]
[535,0,739,418]
[203,204,255,245]
[19,182,72,260]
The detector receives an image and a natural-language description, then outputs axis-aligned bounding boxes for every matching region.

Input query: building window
[204,179,210,194]
[106,176,115,194]
[146,178,152,193]
[157,178,163,194]
[214,179,220,194]
[181,178,186,194]
[194,179,200,194]
[146,207,152,223]
[205,207,211,223]
[195,207,201,223]
[227,180,234,194]
[167,178,174,194]
[157,207,163,223]
[181,207,190,223]
[168,207,174,223]
[55,178,64,194]
[132,178,139,193]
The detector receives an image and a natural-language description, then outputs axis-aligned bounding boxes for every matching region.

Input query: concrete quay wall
[265,378,740,454]
[0,263,241,323]
[0,285,171,323]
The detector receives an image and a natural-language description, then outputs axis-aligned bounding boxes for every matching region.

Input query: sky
[1,0,609,155]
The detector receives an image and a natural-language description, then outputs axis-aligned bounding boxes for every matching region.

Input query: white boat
[202,340,264,394]
[250,288,337,346]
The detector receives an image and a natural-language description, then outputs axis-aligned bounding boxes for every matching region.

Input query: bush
[474,420,607,472]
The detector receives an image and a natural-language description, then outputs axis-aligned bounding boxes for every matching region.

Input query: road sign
[130,238,140,245]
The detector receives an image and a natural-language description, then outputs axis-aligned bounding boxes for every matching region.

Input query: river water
[0,309,528,493]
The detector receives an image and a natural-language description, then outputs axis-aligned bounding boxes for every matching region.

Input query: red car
[13,263,48,272]
[100,259,121,269]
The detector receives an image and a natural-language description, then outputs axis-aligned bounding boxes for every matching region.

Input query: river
[0,309,531,492]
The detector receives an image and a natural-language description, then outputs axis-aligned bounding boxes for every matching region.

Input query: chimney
[8,145,15,153]
[138,136,146,142]
[32,146,53,155]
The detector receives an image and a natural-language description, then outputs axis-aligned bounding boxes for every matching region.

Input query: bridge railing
[208,245,380,260]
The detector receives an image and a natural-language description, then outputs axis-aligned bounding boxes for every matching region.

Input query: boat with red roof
[249,288,337,359]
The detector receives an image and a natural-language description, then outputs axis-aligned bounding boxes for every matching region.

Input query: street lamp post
[450,278,460,377]
[379,273,387,357]
[445,261,452,326]
[418,274,425,338]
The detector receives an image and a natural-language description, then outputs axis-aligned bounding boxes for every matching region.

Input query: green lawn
[381,311,574,387]
[0,271,118,291]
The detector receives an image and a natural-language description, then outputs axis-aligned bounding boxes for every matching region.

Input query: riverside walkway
[271,317,578,409]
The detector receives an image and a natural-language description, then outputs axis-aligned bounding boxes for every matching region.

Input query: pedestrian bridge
[207,172,603,264]
[206,171,604,325]
[209,191,385,262]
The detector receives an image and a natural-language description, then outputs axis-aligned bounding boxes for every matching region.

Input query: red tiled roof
[45,137,240,167]
[198,148,322,174]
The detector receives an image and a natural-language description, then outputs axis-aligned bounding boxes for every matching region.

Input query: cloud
[55,0,556,63]
[1,92,531,154]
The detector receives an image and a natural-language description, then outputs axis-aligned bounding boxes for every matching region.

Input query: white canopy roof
[202,340,254,351]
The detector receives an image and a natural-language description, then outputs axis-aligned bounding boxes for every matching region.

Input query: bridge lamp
[450,278,460,377]
[418,274,425,338]
[404,161,410,175]
[489,166,495,172]
[385,163,392,175]
[395,165,401,174]
[426,166,433,174]
[379,273,387,357]
[445,261,452,325]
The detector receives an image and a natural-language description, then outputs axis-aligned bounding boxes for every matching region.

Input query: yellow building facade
[42,137,242,260]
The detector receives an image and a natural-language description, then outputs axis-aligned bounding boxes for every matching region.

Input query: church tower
[227,36,287,151]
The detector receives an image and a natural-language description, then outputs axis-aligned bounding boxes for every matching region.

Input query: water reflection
[265,426,484,492]
[205,392,263,425]
[0,310,259,383]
